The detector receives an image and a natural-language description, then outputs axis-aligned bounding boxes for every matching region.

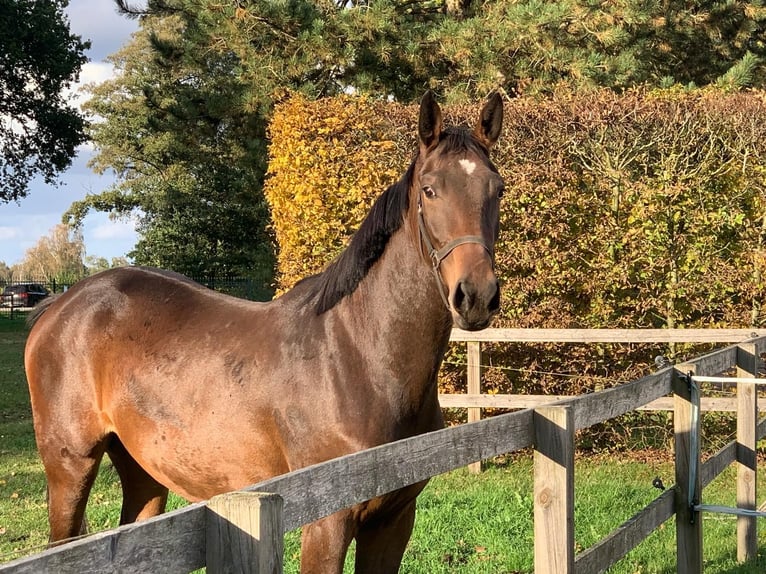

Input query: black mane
[312,127,485,315]
[312,161,414,314]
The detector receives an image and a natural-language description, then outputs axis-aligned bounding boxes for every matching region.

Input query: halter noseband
[417,192,492,310]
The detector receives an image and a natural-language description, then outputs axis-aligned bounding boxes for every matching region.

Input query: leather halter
[417,192,492,310]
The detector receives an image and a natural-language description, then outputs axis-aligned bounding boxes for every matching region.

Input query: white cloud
[0,227,20,241]
[65,61,120,111]
[0,215,59,265]
[77,140,97,153]
[90,218,136,241]
[81,61,119,86]
[0,212,138,265]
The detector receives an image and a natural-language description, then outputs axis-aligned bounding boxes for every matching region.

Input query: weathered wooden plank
[700,442,737,488]
[575,489,675,574]
[1,409,536,573]
[563,369,674,431]
[638,397,755,413]
[207,492,283,574]
[450,328,766,343]
[467,341,482,474]
[673,371,703,574]
[438,394,755,413]
[244,408,536,532]
[698,416,766,489]
[442,368,672,431]
[6,365,670,573]
[2,364,670,574]
[534,406,575,574]
[736,343,758,563]
[676,346,738,379]
[0,502,207,574]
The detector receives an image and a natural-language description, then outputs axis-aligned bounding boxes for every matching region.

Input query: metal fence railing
[0,279,69,320]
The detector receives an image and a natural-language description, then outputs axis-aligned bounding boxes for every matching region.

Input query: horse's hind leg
[39,437,107,544]
[300,510,357,574]
[354,498,417,574]
[107,436,168,524]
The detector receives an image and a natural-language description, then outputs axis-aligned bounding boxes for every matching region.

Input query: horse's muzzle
[450,276,500,331]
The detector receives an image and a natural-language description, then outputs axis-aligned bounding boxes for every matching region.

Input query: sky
[0,0,140,267]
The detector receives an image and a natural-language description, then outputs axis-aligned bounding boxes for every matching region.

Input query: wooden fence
[2,329,765,573]
[445,328,766,473]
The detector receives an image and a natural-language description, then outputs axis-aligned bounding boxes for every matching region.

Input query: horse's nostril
[452,281,478,312]
[452,279,499,315]
[452,281,467,311]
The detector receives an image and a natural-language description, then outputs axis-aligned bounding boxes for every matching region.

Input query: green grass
[2,314,766,572]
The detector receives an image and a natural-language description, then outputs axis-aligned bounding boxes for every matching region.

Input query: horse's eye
[422,185,435,198]
[497,185,505,199]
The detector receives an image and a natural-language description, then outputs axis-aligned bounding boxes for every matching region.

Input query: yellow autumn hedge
[266,90,766,335]
[266,94,406,289]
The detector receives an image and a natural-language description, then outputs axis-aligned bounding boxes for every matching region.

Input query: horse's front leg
[354,498,416,574]
[300,509,357,574]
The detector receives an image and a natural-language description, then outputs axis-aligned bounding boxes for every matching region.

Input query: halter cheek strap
[417,194,492,310]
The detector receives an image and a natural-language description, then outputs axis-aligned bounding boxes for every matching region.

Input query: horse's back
[29,267,192,354]
[26,267,194,392]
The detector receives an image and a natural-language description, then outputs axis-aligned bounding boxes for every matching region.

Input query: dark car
[1,283,50,308]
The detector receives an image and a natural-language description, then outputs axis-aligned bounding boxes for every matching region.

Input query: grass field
[2,314,766,572]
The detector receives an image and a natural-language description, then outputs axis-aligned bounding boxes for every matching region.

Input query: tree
[114,1,766,98]
[0,261,11,283]
[68,14,275,288]
[72,0,766,288]
[84,255,129,274]
[16,224,86,282]
[0,0,90,203]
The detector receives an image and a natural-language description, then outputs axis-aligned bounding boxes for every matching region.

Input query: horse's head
[414,91,504,331]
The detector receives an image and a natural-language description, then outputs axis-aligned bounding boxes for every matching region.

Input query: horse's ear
[418,91,442,154]
[473,91,503,150]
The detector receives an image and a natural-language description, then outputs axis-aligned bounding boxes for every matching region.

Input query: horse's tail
[26,295,61,329]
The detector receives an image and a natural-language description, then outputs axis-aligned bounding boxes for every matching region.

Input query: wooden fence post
[736,343,759,563]
[207,491,284,574]
[534,405,574,574]
[467,341,482,474]
[673,368,703,574]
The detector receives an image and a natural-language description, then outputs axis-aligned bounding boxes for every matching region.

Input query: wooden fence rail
[449,327,766,343]
[2,329,764,573]
[446,328,766,474]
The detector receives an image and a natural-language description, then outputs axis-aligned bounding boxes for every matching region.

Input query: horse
[24,91,504,573]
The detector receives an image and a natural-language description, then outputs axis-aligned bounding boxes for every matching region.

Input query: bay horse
[25,91,504,573]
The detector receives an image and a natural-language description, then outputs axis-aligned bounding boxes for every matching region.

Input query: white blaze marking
[459,159,477,175]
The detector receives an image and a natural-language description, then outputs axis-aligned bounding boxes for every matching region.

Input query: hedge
[265,89,766,441]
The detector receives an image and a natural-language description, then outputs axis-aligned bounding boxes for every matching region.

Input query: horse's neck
[343,221,453,362]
